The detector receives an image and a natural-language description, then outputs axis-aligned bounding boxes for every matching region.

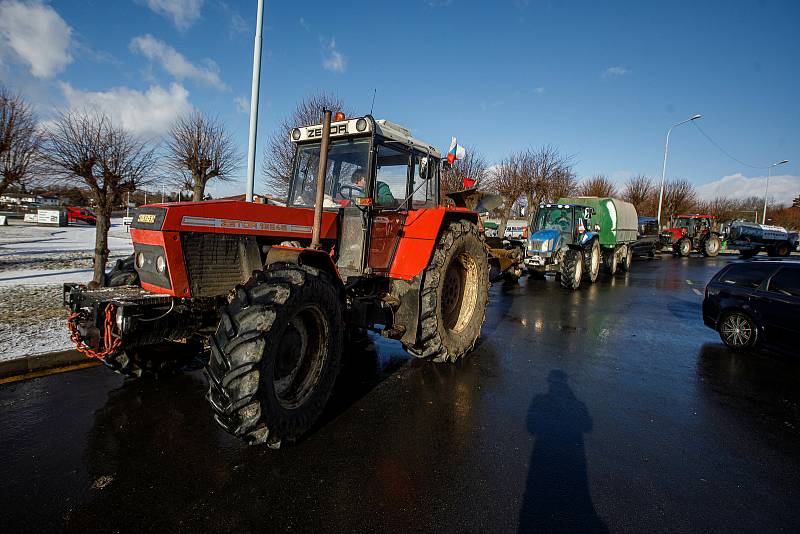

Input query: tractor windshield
[289,138,370,208]
[534,206,575,240]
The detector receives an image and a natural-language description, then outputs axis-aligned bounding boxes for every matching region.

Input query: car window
[767,267,800,297]
[718,263,777,289]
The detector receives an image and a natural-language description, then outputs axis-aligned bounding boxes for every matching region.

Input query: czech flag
[447,137,466,165]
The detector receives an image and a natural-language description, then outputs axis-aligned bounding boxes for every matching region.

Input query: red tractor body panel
[388,206,476,280]
[130,228,191,297]
[147,200,339,239]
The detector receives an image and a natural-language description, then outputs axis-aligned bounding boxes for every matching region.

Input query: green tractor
[524,197,639,289]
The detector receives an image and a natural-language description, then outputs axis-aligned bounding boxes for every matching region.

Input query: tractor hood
[130,200,339,240]
[528,228,561,253]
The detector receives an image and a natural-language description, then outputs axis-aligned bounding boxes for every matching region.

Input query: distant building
[0,193,63,207]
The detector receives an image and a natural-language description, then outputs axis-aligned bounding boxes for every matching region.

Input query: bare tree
[662,179,697,219]
[165,111,240,201]
[0,86,42,197]
[485,152,527,237]
[622,175,657,215]
[45,110,156,284]
[577,174,617,197]
[441,146,489,195]
[517,145,576,223]
[262,92,350,198]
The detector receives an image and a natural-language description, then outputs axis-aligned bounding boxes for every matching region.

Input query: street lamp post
[657,114,702,228]
[762,159,789,224]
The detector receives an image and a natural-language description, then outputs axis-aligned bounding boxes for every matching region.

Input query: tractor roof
[676,214,715,219]
[290,115,441,158]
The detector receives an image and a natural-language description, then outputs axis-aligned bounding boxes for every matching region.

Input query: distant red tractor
[660,214,721,257]
[64,113,489,447]
[66,206,97,225]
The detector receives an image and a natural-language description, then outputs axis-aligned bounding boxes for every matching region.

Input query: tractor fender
[388,207,479,281]
[264,246,343,286]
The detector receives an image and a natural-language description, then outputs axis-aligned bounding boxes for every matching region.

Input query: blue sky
[1,0,798,203]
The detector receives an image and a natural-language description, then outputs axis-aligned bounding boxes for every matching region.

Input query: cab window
[411,153,437,208]
[374,143,409,208]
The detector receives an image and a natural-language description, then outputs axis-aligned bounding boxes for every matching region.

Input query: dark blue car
[703,260,799,352]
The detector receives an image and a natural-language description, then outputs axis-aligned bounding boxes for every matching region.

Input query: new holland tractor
[525,197,639,289]
[64,112,489,447]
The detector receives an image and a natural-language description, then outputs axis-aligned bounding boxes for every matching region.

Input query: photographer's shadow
[519,370,607,534]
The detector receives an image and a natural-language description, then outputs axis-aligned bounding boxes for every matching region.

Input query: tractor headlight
[156,255,166,273]
[135,252,145,269]
[355,118,367,132]
[291,128,301,141]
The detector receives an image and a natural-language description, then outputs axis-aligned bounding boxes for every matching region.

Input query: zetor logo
[307,123,348,138]
[137,213,156,224]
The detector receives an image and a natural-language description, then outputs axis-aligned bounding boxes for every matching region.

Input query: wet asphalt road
[2,254,800,533]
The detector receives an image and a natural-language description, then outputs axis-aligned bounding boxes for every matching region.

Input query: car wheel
[718,312,759,351]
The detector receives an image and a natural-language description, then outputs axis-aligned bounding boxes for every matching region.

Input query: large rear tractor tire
[703,235,721,257]
[560,249,583,290]
[205,263,344,447]
[583,239,600,284]
[413,220,489,363]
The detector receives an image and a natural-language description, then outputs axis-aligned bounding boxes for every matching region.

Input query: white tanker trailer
[726,220,798,258]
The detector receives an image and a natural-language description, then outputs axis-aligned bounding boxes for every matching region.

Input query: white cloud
[234,96,249,114]
[602,66,629,78]
[322,39,346,73]
[220,2,247,35]
[138,0,203,31]
[130,34,227,90]
[0,0,72,78]
[59,82,193,138]
[299,17,310,31]
[533,86,546,94]
[696,173,800,204]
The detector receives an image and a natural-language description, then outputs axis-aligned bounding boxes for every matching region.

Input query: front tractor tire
[583,239,600,284]
[413,220,489,363]
[560,249,584,290]
[205,263,344,447]
[675,238,692,257]
[703,235,721,257]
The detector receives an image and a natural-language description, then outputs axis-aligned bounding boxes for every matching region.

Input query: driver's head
[351,169,367,188]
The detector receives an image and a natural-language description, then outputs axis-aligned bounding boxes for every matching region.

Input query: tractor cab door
[366,143,414,272]
[367,145,438,273]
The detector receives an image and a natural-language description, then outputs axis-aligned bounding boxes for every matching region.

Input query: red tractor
[66,206,97,225]
[660,214,722,257]
[64,113,489,447]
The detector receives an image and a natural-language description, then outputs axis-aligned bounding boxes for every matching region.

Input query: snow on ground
[0,219,133,361]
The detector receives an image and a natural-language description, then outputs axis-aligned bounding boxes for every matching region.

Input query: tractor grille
[182,233,260,297]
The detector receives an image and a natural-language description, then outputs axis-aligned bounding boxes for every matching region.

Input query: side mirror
[419,156,432,180]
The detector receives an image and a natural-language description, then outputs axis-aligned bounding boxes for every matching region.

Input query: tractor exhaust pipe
[310,109,332,249]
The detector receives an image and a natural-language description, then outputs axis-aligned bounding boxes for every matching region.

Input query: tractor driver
[351,169,395,206]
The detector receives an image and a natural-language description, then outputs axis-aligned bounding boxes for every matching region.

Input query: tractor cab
[288,115,441,277]
[529,203,595,252]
